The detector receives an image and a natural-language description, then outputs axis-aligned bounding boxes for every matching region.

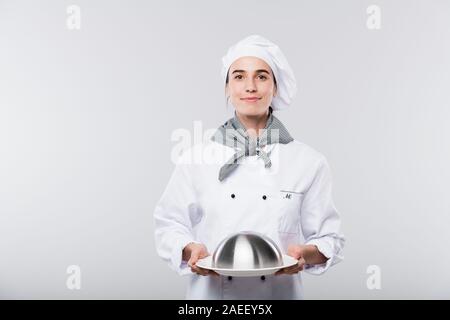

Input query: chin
[235,104,267,116]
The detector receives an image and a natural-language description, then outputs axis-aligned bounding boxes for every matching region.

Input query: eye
[234,74,243,80]
[258,75,268,80]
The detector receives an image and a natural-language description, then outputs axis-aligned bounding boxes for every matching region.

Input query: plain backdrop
[1,0,449,299]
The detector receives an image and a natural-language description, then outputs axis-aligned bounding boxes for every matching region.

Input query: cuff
[303,238,343,275]
[171,235,202,276]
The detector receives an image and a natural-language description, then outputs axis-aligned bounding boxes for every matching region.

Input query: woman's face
[226,56,277,116]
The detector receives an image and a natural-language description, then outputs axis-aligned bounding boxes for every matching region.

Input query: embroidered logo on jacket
[280,190,304,200]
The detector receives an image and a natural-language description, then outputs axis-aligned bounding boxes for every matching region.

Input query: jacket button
[228,276,233,281]
[231,194,235,199]
[261,275,266,281]
[262,195,267,200]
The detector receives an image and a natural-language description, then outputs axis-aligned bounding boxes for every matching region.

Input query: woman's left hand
[275,244,306,276]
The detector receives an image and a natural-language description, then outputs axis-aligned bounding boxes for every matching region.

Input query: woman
[154,35,345,299]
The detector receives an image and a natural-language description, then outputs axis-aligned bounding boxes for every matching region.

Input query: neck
[235,109,271,138]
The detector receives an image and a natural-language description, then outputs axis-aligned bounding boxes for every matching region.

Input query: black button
[231,194,235,199]
[261,275,266,281]
[256,150,260,155]
[262,195,267,200]
[228,276,233,281]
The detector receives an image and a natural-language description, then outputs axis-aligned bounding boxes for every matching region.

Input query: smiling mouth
[241,97,261,101]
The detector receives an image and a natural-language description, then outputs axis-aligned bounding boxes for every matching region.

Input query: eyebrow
[231,69,271,75]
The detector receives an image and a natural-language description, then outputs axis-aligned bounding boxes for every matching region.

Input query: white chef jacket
[153,138,345,299]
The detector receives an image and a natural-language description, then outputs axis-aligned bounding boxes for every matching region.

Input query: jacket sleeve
[300,156,345,275]
[153,151,202,276]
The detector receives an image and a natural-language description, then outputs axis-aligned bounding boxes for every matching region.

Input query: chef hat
[221,35,297,110]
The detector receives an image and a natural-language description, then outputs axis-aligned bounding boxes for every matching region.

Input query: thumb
[199,248,209,259]
[287,245,303,260]
[188,248,200,267]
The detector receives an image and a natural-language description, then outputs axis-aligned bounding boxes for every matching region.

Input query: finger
[276,270,292,276]
[285,258,305,271]
[192,266,209,276]
[188,250,200,267]
[284,269,300,275]
[289,262,306,273]
[279,264,301,275]
[194,266,208,275]
[287,245,302,260]
[284,265,299,273]
[282,266,300,275]
[289,265,302,273]
[190,264,202,273]
[276,256,306,275]
[191,266,209,276]
[297,258,306,269]
[190,266,199,274]
[287,245,297,257]
[200,267,218,277]
[275,268,286,276]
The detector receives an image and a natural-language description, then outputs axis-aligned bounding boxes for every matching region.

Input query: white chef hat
[221,35,297,110]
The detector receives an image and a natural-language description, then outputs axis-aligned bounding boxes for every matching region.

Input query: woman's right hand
[183,242,219,277]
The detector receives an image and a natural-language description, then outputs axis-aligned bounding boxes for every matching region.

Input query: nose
[245,78,257,93]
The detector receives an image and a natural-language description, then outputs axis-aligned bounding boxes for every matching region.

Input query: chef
[154,35,345,299]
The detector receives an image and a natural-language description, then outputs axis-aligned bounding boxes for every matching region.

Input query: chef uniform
[153,35,345,299]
